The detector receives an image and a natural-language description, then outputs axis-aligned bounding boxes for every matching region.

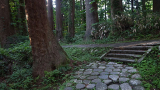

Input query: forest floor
[62,39,160,48]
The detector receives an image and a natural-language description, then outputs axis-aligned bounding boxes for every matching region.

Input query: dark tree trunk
[25,0,69,78]
[85,0,99,40]
[19,0,28,35]
[153,0,160,12]
[56,0,63,40]
[0,0,15,48]
[47,0,55,30]
[142,0,146,24]
[68,0,75,38]
[111,0,123,19]
[105,0,106,20]
[131,0,133,12]
[82,0,86,25]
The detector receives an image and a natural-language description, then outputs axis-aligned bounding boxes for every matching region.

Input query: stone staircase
[101,45,153,63]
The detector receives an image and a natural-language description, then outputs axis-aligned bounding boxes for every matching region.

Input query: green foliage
[43,70,63,84]
[7,69,33,89]
[64,47,111,61]
[136,46,160,89]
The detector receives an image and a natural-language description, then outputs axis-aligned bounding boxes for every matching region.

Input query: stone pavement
[63,61,145,90]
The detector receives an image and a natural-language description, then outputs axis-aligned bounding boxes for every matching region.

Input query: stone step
[114,46,151,50]
[106,53,141,59]
[103,57,135,62]
[110,50,146,55]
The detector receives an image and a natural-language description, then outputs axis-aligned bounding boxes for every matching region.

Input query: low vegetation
[0,39,160,89]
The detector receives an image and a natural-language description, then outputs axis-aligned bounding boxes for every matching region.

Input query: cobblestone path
[63,61,145,90]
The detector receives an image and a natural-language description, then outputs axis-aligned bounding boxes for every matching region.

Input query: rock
[133,86,145,90]
[75,80,82,83]
[91,72,99,75]
[128,69,137,73]
[74,75,81,78]
[70,79,77,83]
[103,80,112,84]
[107,66,115,69]
[66,83,72,86]
[125,67,134,69]
[120,72,130,77]
[93,69,103,72]
[105,69,112,72]
[100,72,109,75]
[83,80,90,84]
[64,87,73,90]
[129,79,142,86]
[98,66,106,69]
[117,66,124,69]
[122,69,128,72]
[76,84,85,89]
[75,71,83,75]
[108,62,117,65]
[79,69,84,72]
[106,65,114,67]
[85,69,92,71]
[110,72,120,75]
[83,71,92,75]
[108,84,119,90]
[99,75,108,79]
[131,74,141,79]
[87,76,98,79]
[92,79,101,83]
[80,76,87,79]
[96,82,107,90]
[91,63,98,68]
[119,77,129,83]
[120,83,132,90]
[86,84,95,89]
[114,64,123,67]
[109,75,119,82]
[113,69,121,72]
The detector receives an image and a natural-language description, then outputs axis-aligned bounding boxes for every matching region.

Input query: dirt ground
[62,39,160,48]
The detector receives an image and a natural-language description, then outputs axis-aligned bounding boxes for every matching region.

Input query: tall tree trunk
[20,0,28,35]
[85,0,99,40]
[111,0,123,19]
[68,0,75,38]
[56,0,63,40]
[142,0,146,24]
[153,0,160,12]
[131,0,133,12]
[47,0,55,30]
[25,0,69,78]
[0,0,14,48]
[105,0,107,20]
[82,0,86,25]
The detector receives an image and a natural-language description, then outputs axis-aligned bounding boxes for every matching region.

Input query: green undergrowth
[0,40,112,89]
[64,47,112,61]
[131,46,160,90]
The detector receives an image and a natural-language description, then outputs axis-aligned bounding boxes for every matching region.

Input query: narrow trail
[62,39,160,48]
[62,39,160,90]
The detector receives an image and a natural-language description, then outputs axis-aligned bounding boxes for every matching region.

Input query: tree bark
[111,0,123,19]
[47,0,55,30]
[153,0,160,12]
[0,0,14,48]
[25,0,70,78]
[68,0,75,38]
[85,0,99,40]
[131,0,133,12]
[56,0,63,40]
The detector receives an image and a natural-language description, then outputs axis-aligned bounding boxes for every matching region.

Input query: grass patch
[131,46,160,90]
[64,47,112,62]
